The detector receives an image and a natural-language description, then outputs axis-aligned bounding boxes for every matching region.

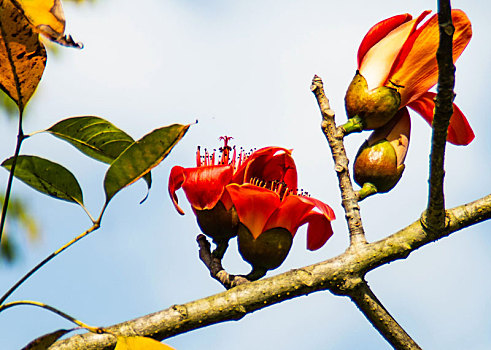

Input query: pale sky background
[0,0,490,349]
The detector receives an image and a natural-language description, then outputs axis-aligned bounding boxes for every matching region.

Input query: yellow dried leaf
[10,0,82,47]
[13,0,65,34]
[115,336,176,350]
[0,0,47,110]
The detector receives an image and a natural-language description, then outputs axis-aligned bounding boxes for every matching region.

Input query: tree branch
[311,75,420,348]
[425,0,455,231]
[49,194,491,350]
[310,75,367,248]
[349,281,422,350]
[196,234,249,289]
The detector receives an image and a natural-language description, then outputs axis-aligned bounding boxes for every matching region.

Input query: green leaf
[2,155,83,205]
[46,116,153,196]
[104,124,189,203]
[21,328,72,350]
[114,336,175,350]
[46,116,136,164]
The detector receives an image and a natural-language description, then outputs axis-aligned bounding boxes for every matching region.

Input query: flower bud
[344,71,401,132]
[237,224,293,281]
[354,108,410,196]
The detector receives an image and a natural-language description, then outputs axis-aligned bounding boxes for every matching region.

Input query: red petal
[181,165,234,210]
[388,10,432,81]
[391,10,472,106]
[298,196,335,251]
[233,147,298,189]
[408,92,475,145]
[359,17,417,90]
[168,166,186,215]
[302,212,334,251]
[263,195,315,235]
[358,14,413,68]
[225,184,280,239]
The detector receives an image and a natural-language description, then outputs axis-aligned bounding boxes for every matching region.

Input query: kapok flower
[168,137,297,254]
[225,182,335,280]
[354,108,411,199]
[344,10,474,145]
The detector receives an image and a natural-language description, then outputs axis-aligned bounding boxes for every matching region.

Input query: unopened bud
[354,109,410,195]
[344,71,401,132]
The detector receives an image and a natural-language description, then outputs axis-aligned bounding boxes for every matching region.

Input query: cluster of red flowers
[169,137,335,279]
[168,9,476,278]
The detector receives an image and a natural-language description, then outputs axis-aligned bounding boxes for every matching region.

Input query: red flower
[168,137,297,250]
[345,10,474,145]
[225,183,335,279]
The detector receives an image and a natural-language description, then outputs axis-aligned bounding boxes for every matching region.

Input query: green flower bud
[237,224,293,281]
[354,109,410,197]
[344,71,401,132]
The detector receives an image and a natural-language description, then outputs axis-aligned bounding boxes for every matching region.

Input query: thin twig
[0,109,25,243]
[310,75,367,248]
[0,223,100,305]
[0,300,104,334]
[425,0,455,231]
[196,234,249,289]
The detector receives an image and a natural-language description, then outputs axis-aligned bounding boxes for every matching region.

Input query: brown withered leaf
[0,0,47,111]
[10,0,82,48]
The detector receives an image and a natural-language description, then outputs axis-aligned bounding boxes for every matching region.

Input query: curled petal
[226,184,280,239]
[358,13,413,68]
[168,166,186,215]
[391,10,472,106]
[301,212,334,251]
[181,165,234,211]
[233,147,298,189]
[408,92,474,145]
[297,196,335,251]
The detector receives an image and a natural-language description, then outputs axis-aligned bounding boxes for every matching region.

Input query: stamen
[219,136,233,165]
[231,146,237,167]
[196,146,202,167]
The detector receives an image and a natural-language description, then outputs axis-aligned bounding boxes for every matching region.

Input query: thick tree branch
[425,0,455,230]
[310,75,367,248]
[49,194,491,350]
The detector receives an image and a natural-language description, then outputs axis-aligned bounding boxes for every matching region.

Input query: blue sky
[1,0,490,349]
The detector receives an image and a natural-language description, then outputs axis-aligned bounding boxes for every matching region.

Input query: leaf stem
[0,222,100,306]
[0,108,26,244]
[0,300,104,334]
